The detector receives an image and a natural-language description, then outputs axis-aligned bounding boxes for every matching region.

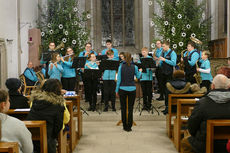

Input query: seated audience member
[26,79,65,153]
[181,74,230,153]
[162,70,191,114]
[0,89,33,153]
[217,66,230,78]
[5,78,29,109]
[23,61,38,86]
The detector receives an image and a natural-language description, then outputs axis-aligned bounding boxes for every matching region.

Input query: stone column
[0,38,8,89]
[142,0,150,48]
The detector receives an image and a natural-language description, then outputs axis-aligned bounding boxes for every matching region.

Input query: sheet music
[14,108,30,112]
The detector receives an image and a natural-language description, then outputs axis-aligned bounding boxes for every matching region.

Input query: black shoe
[126,128,132,132]
[157,97,164,101]
[91,108,96,112]
[103,108,108,112]
[87,107,92,111]
[112,108,116,111]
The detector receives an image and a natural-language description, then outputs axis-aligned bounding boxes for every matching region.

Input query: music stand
[72,57,87,68]
[137,58,159,115]
[84,69,102,114]
[99,60,120,113]
[41,50,60,63]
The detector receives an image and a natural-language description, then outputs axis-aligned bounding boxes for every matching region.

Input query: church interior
[0,0,230,153]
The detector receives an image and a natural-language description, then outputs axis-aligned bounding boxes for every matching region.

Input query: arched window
[101,0,135,47]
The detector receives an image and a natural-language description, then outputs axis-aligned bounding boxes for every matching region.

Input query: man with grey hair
[181,74,230,153]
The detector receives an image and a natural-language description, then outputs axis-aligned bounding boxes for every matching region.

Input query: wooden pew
[0,142,19,153]
[66,101,78,152]
[64,95,82,139]
[173,99,197,151]
[167,94,203,138]
[206,120,230,153]
[58,129,68,153]
[23,121,48,153]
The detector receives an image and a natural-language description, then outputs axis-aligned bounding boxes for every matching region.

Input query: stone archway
[0,38,8,89]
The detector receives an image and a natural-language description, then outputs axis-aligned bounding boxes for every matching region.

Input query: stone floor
[72,94,178,153]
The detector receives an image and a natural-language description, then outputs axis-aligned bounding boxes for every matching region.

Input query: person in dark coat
[26,79,65,153]
[181,74,230,153]
[5,78,29,109]
[162,70,191,115]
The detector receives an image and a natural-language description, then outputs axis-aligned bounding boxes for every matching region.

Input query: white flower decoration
[173,44,177,49]
[179,42,184,47]
[161,2,165,6]
[83,32,86,35]
[150,21,154,27]
[202,13,205,19]
[65,31,68,35]
[49,30,53,34]
[186,24,191,29]
[172,32,176,36]
[47,23,51,28]
[191,33,196,37]
[59,24,63,29]
[171,27,175,32]
[151,43,155,48]
[41,32,45,37]
[167,38,170,42]
[87,14,91,19]
[61,48,64,50]
[74,21,78,25]
[177,14,182,19]
[74,7,78,12]
[148,1,153,6]
[164,21,169,26]
[181,32,186,37]
[72,40,77,45]
[62,38,67,43]
[176,0,180,5]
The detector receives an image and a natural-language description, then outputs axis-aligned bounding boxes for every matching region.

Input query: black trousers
[88,78,98,109]
[119,89,136,130]
[103,80,116,109]
[82,73,90,102]
[185,74,197,84]
[156,67,164,97]
[161,73,172,103]
[200,80,211,91]
[140,81,152,109]
[61,77,76,91]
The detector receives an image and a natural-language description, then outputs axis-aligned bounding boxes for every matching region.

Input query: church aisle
[73,120,178,153]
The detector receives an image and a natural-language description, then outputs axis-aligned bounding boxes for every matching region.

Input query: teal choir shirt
[163,49,177,66]
[101,48,119,60]
[199,59,213,81]
[102,57,118,80]
[115,64,142,93]
[155,47,163,67]
[84,61,99,69]
[61,57,76,78]
[48,63,63,81]
[138,55,153,81]
[24,68,38,82]
[183,49,199,66]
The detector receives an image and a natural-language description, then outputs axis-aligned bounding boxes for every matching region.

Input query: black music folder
[99,60,120,71]
[72,57,87,68]
[41,50,60,62]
